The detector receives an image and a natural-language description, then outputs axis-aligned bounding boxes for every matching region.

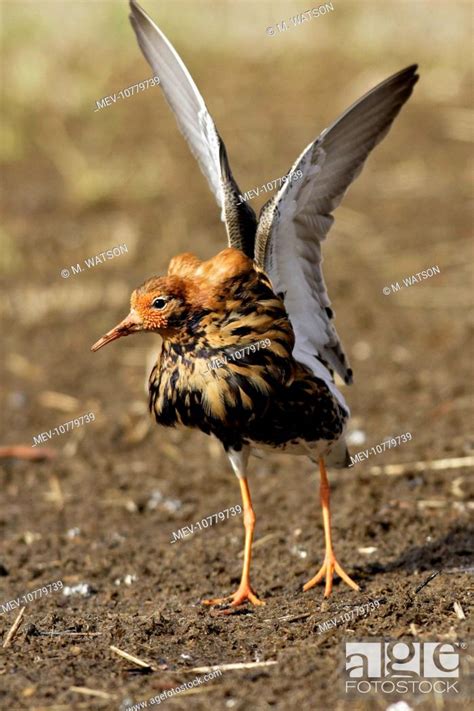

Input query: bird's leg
[202,448,264,607]
[303,457,360,597]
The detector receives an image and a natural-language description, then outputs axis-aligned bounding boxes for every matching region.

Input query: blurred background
[1,0,472,439]
[0,1,472,709]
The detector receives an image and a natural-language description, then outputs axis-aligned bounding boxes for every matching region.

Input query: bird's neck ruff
[157,261,294,360]
[152,247,294,352]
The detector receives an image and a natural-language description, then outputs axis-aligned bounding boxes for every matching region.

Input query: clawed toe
[201,584,265,607]
[303,553,359,597]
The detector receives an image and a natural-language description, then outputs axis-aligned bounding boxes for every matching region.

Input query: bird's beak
[91,309,143,352]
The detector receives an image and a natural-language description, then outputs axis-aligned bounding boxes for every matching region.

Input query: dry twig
[189,661,277,673]
[109,644,153,670]
[0,446,56,461]
[369,455,474,477]
[453,602,466,620]
[69,687,116,700]
[2,607,26,648]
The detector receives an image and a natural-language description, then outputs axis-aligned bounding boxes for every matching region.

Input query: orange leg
[202,477,264,607]
[303,458,360,597]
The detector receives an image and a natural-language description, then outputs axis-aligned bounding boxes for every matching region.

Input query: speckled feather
[147,249,348,457]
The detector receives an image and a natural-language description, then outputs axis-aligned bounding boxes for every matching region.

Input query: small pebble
[162,498,182,513]
[23,531,41,545]
[290,545,308,559]
[66,527,81,539]
[114,574,137,586]
[147,490,163,510]
[62,583,93,597]
[386,702,412,711]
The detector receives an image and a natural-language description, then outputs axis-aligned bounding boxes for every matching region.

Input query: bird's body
[146,249,348,461]
[93,0,418,606]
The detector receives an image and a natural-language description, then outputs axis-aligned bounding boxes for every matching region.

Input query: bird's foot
[303,551,360,598]
[201,582,265,607]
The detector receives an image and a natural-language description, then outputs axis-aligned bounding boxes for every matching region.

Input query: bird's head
[91,274,192,352]
[91,248,255,352]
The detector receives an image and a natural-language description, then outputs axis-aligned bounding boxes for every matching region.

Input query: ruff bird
[92,0,418,606]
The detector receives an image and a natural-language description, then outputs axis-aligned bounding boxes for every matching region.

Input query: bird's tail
[326,436,351,469]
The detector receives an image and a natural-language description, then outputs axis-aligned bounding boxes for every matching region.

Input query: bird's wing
[254,64,419,403]
[129,0,257,256]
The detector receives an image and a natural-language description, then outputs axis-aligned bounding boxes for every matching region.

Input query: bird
[92,0,418,606]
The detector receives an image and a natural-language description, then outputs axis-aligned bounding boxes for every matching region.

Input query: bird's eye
[151,297,168,310]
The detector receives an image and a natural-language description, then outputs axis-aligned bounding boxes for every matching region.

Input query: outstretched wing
[255,64,419,403]
[129,0,257,256]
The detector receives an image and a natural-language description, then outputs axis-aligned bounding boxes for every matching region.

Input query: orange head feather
[91,248,255,351]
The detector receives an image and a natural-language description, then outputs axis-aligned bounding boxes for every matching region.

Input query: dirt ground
[1,1,472,710]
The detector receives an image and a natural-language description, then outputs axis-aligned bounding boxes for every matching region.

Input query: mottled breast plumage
[148,248,347,454]
[148,250,295,447]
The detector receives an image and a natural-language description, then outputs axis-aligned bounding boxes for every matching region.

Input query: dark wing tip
[388,63,420,96]
[389,64,420,114]
[129,0,141,31]
[218,138,231,181]
[400,63,419,84]
[400,63,419,75]
[129,0,148,30]
[391,63,419,81]
[129,0,140,17]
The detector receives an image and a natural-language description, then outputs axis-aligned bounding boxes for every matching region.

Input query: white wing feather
[129,1,257,253]
[129,0,224,216]
[257,65,419,410]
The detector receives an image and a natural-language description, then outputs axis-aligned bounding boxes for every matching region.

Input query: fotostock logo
[344,641,466,696]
